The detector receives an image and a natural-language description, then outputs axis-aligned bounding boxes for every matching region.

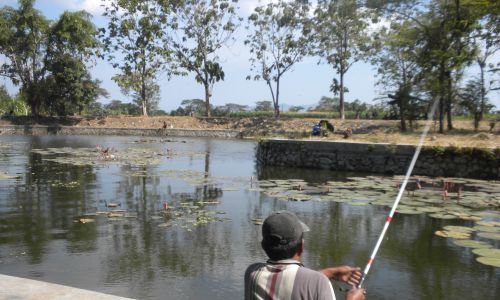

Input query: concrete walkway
[0,274,134,300]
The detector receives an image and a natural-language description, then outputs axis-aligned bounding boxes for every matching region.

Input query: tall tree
[0,1,102,116]
[470,0,500,128]
[373,22,423,131]
[245,0,311,118]
[0,0,48,116]
[458,78,494,130]
[254,100,273,112]
[43,11,103,115]
[101,0,177,116]
[172,0,240,117]
[314,0,370,120]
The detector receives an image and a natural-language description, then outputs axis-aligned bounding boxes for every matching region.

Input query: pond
[0,135,498,299]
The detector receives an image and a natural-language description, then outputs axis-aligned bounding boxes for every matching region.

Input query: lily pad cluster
[251,176,499,221]
[154,202,230,231]
[50,180,80,188]
[31,147,167,166]
[434,221,500,267]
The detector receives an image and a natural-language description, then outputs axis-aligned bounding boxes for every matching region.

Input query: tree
[105,100,139,115]
[178,99,209,116]
[288,105,304,112]
[0,0,48,116]
[458,78,494,131]
[245,0,311,118]
[470,0,500,128]
[42,11,103,115]
[372,21,423,131]
[0,1,103,116]
[101,0,177,116]
[313,0,371,120]
[172,0,240,117]
[255,101,273,112]
[312,96,339,112]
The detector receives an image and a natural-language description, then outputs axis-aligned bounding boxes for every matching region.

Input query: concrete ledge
[0,274,133,300]
[0,125,242,139]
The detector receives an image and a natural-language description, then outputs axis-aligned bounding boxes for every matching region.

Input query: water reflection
[0,136,498,300]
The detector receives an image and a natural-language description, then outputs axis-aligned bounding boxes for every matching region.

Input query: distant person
[245,211,365,300]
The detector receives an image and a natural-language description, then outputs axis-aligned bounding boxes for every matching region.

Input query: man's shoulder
[295,267,333,288]
[296,266,328,281]
[245,262,266,276]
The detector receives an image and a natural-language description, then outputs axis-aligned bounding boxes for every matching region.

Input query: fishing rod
[357,99,439,289]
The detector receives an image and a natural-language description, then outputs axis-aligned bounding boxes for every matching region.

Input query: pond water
[0,135,499,300]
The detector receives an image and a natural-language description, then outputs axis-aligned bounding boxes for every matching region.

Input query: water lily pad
[473,226,500,233]
[476,256,500,267]
[78,218,95,224]
[429,213,457,220]
[459,215,482,221]
[0,172,20,180]
[472,248,500,257]
[443,226,474,233]
[396,209,423,215]
[475,221,500,227]
[434,230,470,239]
[453,239,493,249]
[477,232,500,240]
[416,207,444,213]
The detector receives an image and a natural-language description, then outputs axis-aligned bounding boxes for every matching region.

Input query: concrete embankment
[0,274,133,300]
[257,139,499,179]
[0,125,242,139]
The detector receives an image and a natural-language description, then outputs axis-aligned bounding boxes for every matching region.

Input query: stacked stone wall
[257,139,499,179]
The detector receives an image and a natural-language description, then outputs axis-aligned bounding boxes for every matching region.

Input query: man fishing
[245,211,365,300]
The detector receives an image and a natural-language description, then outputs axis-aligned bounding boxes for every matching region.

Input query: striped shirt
[245,259,336,300]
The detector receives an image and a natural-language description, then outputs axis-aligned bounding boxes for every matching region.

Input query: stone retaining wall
[257,139,499,179]
[0,125,242,139]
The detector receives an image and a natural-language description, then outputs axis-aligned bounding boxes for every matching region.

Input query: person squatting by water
[245,211,365,300]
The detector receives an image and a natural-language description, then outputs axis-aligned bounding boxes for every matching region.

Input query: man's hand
[320,266,362,287]
[346,287,365,300]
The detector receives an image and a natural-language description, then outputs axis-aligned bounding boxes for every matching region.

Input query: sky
[1,0,498,112]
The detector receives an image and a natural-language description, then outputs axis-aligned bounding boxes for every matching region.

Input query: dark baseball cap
[262,211,310,245]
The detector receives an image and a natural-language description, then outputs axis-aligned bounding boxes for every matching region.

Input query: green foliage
[101,0,176,116]
[0,1,102,116]
[288,106,304,113]
[212,103,249,116]
[172,0,240,117]
[313,0,371,120]
[254,101,273,112]
[458,78,494,130]
[104,100,139,116]
[245,0,311,118]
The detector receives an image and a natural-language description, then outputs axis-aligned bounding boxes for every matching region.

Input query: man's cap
[262,211,310,245]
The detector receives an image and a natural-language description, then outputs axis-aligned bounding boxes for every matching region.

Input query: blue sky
[1,0,498,112]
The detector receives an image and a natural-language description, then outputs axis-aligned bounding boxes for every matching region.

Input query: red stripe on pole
[386,216,393,223]
[368,258,374,266]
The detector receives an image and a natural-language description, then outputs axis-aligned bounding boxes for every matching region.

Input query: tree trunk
[438,64,445,133]
[275,78,280,119]
[400,94,407,132]
[339,71,345,120]
[141,79,148,117]
[479,60,486,127]
[204,83,211,117]
[446,72,453,130]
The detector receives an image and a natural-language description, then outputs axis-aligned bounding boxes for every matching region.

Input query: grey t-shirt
[245,260,336,300]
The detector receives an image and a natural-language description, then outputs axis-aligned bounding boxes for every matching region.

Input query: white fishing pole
[357,99,439,288]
